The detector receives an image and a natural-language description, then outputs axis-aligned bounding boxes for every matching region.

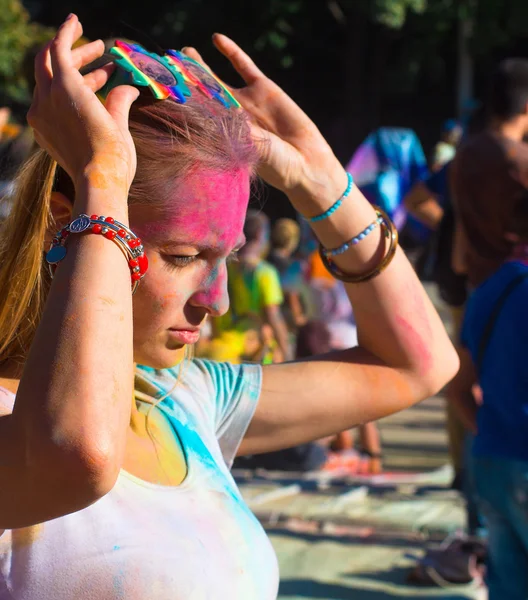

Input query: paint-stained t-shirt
[228,260,284,318]
[0,359,279,600]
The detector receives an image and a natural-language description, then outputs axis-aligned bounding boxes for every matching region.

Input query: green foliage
[0,0,53,102]
[354,0,427,29]
[469,0,528,56]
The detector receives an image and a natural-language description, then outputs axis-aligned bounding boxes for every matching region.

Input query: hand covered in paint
[183,37,347,211]
[27,14,139,192]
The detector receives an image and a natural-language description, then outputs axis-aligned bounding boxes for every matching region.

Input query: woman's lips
[168,329,201,344]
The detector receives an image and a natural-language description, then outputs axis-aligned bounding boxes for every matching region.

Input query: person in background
[405,160,470,491]
[215,209,292,361]
[234,320,332,472]
[451,58,528,287]
[347,127,429,234]
[404,161,450,235]
[450,197,528,599]
[307,247,358,350]
[306,251,383,473]
[448,58,528,496]
[235,320,382,474]
[268,218,309,328]
[324,310,383,475]
[431,119,462,172]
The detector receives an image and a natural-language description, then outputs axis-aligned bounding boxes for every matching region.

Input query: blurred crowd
[1,41,528,597]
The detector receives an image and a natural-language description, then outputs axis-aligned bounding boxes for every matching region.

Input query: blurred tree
[354,0,426,28]
[0,0,53,103]
[22,0,528,158]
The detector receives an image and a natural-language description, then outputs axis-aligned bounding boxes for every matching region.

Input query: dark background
[4,0,528,218]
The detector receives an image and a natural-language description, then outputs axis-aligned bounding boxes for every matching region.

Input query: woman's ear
[44,191,73,246]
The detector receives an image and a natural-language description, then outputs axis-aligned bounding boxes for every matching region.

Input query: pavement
[235,286,487,599]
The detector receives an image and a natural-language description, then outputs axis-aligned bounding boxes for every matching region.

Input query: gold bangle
[318,206,398,283]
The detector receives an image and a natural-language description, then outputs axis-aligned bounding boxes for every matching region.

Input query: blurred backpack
[414,205,468,306]
[431,206,468,307]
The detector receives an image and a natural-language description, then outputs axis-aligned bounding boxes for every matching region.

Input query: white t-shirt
[0,360,279,599]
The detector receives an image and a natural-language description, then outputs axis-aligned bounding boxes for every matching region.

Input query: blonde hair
[0,94,258,367]
[137,344,194,462]
[0,149,56,362]
[271,217,300,253]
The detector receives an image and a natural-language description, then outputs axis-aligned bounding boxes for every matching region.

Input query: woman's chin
[135,345,188,369]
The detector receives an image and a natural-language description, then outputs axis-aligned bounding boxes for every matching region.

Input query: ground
[235,286,486,599]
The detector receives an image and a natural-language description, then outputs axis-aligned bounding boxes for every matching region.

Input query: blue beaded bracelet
[308,172,354,223]
[321,213,383,258]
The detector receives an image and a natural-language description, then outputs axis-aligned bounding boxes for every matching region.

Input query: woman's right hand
[27,14,139,194]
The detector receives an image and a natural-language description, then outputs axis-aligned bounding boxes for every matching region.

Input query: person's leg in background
[462,433,486,537]
[474,456,528,599]
[359,422,383,474]
[446,304,467,489]
[505,460,528,558]
[446,399,466,488]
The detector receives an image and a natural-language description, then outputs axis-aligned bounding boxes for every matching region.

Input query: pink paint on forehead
[154,168,250,250]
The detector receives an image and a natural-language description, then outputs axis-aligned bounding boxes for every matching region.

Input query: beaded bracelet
[308,172,354,223]
[45,214,148,294]
[321,213,384,258]
[318,206,399,284]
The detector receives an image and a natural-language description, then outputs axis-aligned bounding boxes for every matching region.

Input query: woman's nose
[189,266,230,317]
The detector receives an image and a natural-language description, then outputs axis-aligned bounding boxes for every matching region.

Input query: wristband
[307,172,354,223]
[321,212,384,258]
[318,206,398,284]
[45,214,148,294]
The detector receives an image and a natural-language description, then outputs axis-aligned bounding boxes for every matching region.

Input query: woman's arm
[286,290,307,327]
[183,36,458,455]
[404,181,444,230]
[242,186,459,453]
[0,16,138,529]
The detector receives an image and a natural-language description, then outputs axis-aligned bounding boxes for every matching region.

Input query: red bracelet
[46,214,148,294]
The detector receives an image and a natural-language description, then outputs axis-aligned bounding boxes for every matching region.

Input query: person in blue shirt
[451,199,528,599]
[346,127,429,236]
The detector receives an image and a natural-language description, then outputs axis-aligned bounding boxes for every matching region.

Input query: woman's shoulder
[0,385,15,415]
[136,359,262,399]
[181,359,262,404]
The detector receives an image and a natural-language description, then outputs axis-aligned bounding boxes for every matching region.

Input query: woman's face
[130,167,250,368]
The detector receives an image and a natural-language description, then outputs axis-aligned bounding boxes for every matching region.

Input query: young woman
[0,14,458,599]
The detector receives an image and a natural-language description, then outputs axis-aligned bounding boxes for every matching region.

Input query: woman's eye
[164,250,238,270]
[166,255,198,269]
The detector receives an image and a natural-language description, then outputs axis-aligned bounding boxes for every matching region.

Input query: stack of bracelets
[308,172,398,283]
[45,214,148,294]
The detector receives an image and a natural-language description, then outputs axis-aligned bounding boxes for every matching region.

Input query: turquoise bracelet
[308,172,354,223]
[321,212,383,258]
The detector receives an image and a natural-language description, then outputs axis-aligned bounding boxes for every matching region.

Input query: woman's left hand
[183,36,347,212]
